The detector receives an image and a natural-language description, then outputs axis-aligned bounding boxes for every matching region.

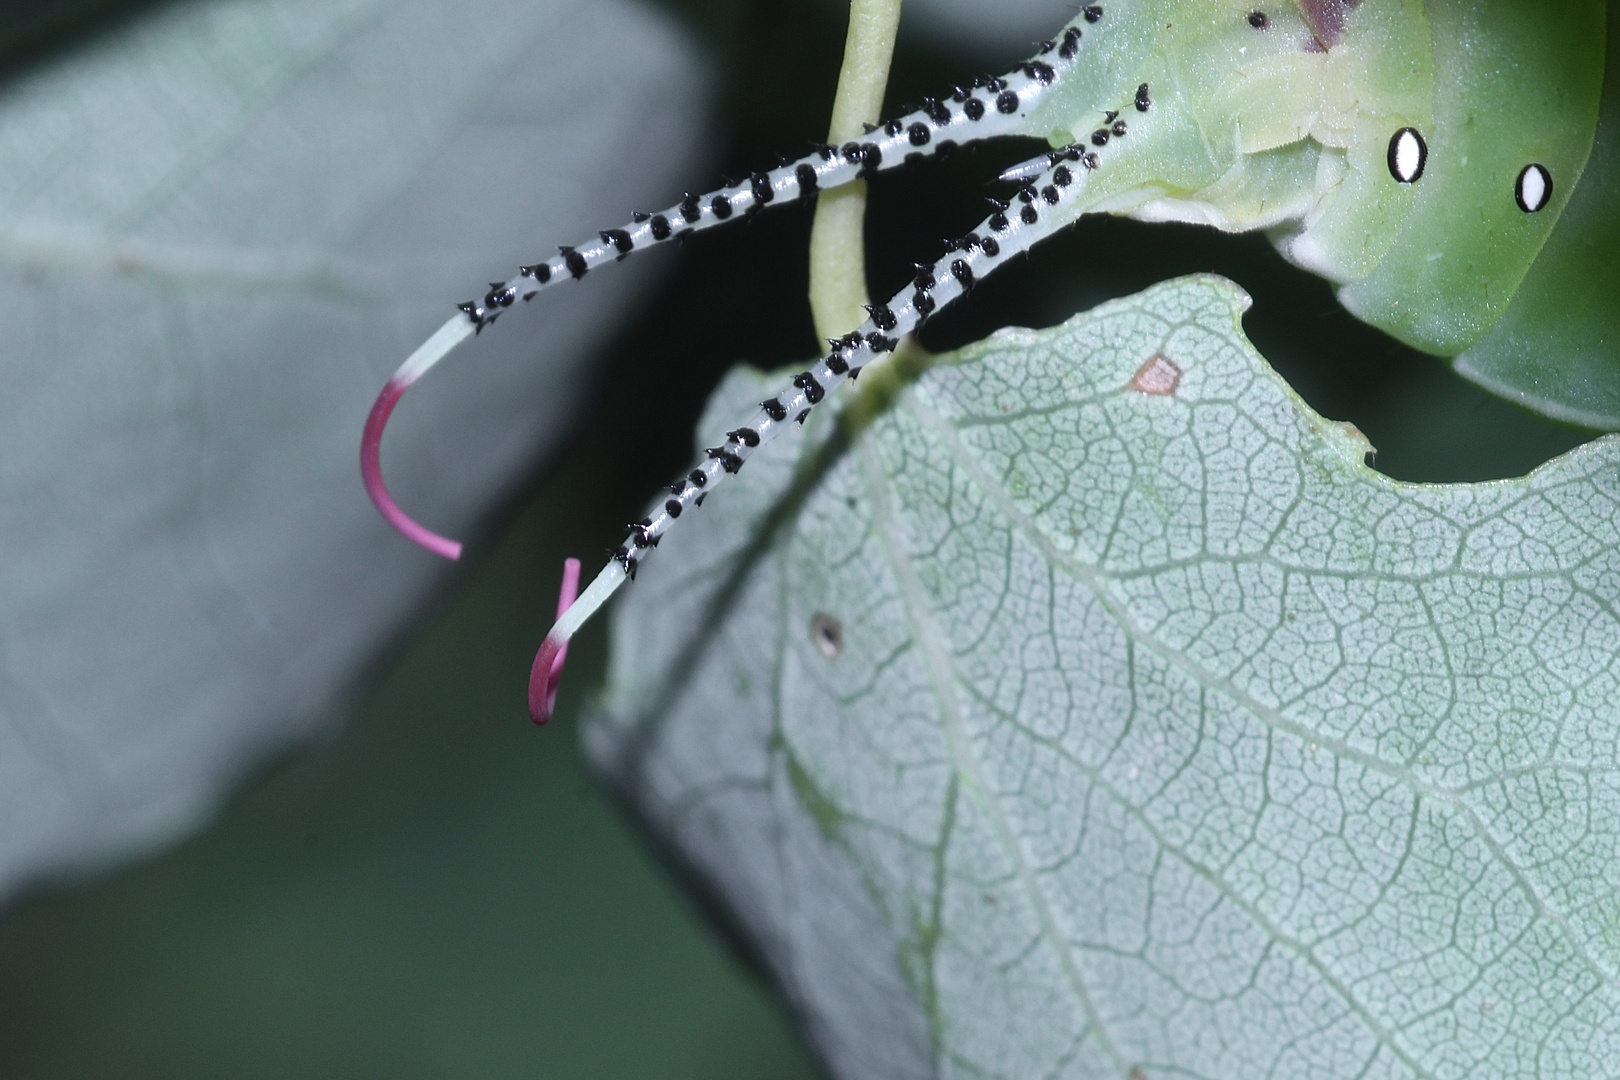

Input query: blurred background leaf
[0,0,712,896]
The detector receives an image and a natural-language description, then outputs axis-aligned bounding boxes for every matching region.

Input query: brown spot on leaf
[810,612,844,659]
[1131,353,1181,395]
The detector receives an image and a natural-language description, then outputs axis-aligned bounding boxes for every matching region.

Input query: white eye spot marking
[1387,127,1426,184]
[1515,163,1553,212]
[811,612,844,659]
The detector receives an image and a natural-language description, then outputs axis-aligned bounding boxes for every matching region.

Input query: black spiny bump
[963,97,985,121]
[908,122,931,146]
[632,211,649,222]
[688,469,708,487]
[680,195,701,222]
[914,265,936,290]
[866,303,898,331]
[1025,61,1055,84]
[1053,165,1073,186]
[794,372,825,404]
[951,259,975,288]
[884,118,904,136]
[520,262,552,283]
[1021,203,1039,225]
[561,246,588,278]
[796,163,819,199]
[1039,39,1056,54]
[795,410,810,425]
[981,237,1000,257]
[826,351,849,375]
[924,97,951,125]
[710,194,732,219]
[457,300,485,329]
[664,499,683,518]
[650,215,672,241]
[996,90,1019,114]
[1135,83,1152,111]
[859,143,882,174]
[1248,11,1269,29]
[913,290,935,316]
[706,447,745,473]
[936,139,958,157]
[989,212,1009,232]
[1059,27,1081,59]
[1091,129,1110,146]
[728,427,761,447]
[1112,119,1128,137]
[1042,185,1060,204]
[1083,5,1103,21]
[601,229,633,255]
[751,172,774,205]
[842,141,864,163]
[762,398,788,421]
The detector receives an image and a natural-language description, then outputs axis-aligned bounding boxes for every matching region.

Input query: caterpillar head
[1025,0,1433,287]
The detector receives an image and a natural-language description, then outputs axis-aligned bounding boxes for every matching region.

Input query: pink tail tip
[529,558,582,725]
[361,375,464,561]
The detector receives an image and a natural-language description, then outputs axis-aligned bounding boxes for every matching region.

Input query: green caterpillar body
[1028,0,1614,426]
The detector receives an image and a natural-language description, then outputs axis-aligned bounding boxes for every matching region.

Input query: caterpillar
[359,0,1615,722]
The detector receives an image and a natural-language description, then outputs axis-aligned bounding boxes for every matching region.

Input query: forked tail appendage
[527,146,1101,720]
[362,51,1075,559]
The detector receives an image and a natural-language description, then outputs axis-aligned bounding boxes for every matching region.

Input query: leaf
[590,275,1620,1080]
[0,0,710,901]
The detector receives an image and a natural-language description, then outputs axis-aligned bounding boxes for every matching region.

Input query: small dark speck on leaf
[811,612,844,659]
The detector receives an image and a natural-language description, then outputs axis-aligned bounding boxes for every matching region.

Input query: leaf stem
[808,0,904,343]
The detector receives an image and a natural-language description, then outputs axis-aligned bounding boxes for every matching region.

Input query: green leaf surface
[592,275,1620,1080]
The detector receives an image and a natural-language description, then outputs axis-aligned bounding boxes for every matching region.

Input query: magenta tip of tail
[361,375,464,561]
[529,558,583,725]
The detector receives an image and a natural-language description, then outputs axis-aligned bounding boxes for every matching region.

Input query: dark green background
[0,2,1593,1076]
